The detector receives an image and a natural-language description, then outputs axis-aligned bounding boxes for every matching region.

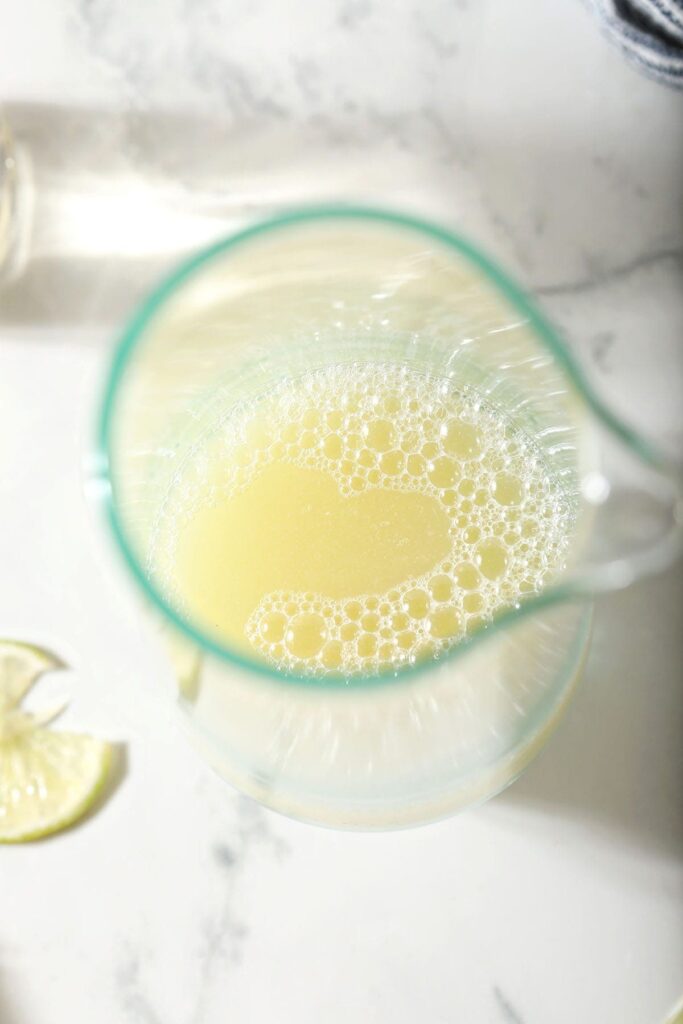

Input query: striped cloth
[591,0,683,87]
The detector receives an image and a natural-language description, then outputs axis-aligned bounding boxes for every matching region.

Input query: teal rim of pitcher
[96,204,670,689]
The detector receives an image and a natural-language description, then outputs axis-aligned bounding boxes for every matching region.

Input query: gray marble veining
[493,986,525,1024]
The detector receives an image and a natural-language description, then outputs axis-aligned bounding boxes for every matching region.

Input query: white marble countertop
[1,2,682,1023]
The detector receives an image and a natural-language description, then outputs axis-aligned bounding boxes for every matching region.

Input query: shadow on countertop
[0,101,459,329]
[5,99,682,333]
[495,563,683,866]
[0,968,28,1024]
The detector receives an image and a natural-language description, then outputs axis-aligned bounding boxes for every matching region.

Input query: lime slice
[0,640,112,843]
[0,723,112,842]
[0,639,62,713]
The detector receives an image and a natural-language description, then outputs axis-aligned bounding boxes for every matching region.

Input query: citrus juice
[149,363,573,676]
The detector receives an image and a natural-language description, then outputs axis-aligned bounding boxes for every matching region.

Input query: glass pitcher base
[177,603,592,830]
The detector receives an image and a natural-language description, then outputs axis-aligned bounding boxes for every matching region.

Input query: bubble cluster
[152,362,575,676]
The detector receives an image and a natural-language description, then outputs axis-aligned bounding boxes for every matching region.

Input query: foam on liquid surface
[149,363,574,676]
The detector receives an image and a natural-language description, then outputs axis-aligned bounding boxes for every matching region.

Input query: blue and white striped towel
[592,0,683,87]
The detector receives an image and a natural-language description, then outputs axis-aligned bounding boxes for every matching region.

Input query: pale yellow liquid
[150,363,572,675]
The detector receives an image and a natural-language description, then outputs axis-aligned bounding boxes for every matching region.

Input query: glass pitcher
[93,207,682,829]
